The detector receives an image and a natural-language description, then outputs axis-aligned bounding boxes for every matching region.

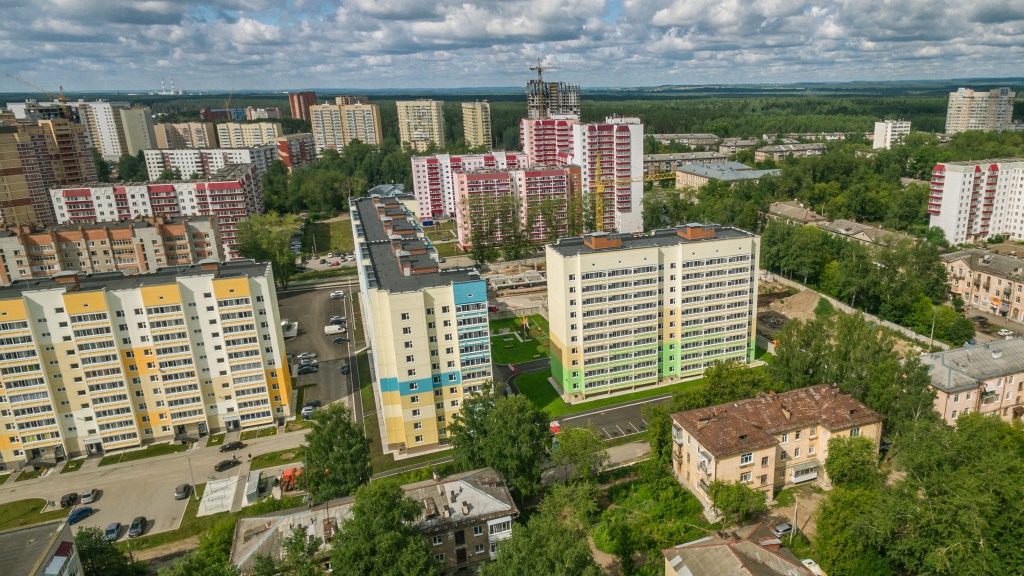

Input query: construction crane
[528,58,558,119]
[591,153,675,231]
[4,72,72,119]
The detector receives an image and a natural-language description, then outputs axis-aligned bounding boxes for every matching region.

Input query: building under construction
[526,80,581,120]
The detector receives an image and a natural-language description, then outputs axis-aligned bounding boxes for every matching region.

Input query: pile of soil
[770,289,821,323]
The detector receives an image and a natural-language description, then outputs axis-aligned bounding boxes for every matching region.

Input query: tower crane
[4,72,72,119]
[591,153,675,232]
[528,59,558,119]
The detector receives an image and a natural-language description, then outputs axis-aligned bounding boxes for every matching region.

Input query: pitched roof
[941,248,1024,282]
[663,523,813,576]
[767,201,826,224]
[671,385,884,458]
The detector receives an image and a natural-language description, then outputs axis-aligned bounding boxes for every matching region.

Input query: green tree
[159,519,240,576]
[117,151,147,182]
[251,525,325,576]
[706,480,768,528]
[551,424,609,484]
[641,403,673,464]
[824,435,883,489]
[329,482,436,576]
[815,488,892,576]
[91,148,111,182]
[158,167,181,180]
[300,403,371,502]
[235,212,302,288]
[76,526,147,576]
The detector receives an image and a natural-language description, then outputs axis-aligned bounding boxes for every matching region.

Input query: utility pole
[187,455,198,500]
[929,309,937,350]
[791,494,798,546]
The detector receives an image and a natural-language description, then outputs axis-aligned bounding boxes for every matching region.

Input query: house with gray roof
[662,522,814,576]
[919,339,1024,425]
[941,248,1024,321]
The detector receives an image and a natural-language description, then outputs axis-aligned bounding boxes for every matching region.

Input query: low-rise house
[754,143,825,162]
[816,219,916,247]
[718,138,758,155]
[649,133,721,147]
[662,523,814,576]
[671,385,884,514]
[941,248,1024,320]
[675,162,780,189]
[766,201,827,226]
[643,152,728,174]
[230,468,517,575]
[920,339,1024,425]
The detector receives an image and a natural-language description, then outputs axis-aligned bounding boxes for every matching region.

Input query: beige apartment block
[946,87,1017,134]
[942,248,1024,321]
[310,103,382,154]
[671,385,883,515]
[216,122,283,148]
[753,143,824,162]
[118,107,157,156]
[397,100,445,152]
[920,339,1024,426]
[461,101,492,148]
[154,122,217,149]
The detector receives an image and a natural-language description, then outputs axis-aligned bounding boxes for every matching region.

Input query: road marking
[561,394,674,422]
[615,424,626,436]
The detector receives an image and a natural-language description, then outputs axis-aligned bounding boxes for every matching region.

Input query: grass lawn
[784,532,820,564]
[284,419,313,433]
[434,242,463,258]
[251,448,304,471]
[357,352,373,415]
[604,434,645,448]
[291,268,358,283]
[516,370,710,418]
[423,222,457,242]
[99,443,188,467]
[16,468,45,481]
[380,460,459,485]
[60,460,84,474]
[755,346,772,363]
[305,220,354,255]
[0,498,70,530]
[240,427,278,441]
[206,434,226,448]
[489,315,550,364]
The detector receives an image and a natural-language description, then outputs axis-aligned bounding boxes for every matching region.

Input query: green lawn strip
[251,448,305,471]
[206,434,226,448]
[489,334,546,364]
[604,434,645,449]
[98,443,188,467]
[378,460,460,485]
[60,460,84,474]
[295,387,305,409]
[305,220,354,255]
[774,487,796,508]
[291,268,358,282]
[240,429,257,441]
[517,370,710,419]
[284,419,314,433]
[422,222,457,242]
[15,468,44,482]
[259,427,278,438]
[434,243,464,258]
[356,352,373,415]
[755,346,772,363]
[0,498,70,530]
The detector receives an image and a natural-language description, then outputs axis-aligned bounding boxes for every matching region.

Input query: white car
[330,291,345,299]
[998,329,1015,337]
[296,352,317,360]
[801,559,827,575]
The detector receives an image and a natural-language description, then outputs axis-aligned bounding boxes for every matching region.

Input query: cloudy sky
[1,0,1022,92]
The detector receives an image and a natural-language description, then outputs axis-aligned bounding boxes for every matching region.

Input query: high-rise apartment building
[309,103,382,154]
[334,96,368,106]
[872,119,911,150]
[143,146,277,180]
[74,101,156,160]
[461,101,492,148]
[118,107,157,156]
[546,224,759,401]
[928,159,1024,244]
[397,100,445,152]
[0,260,291,469]
[410,152,528,222]
[570,117,645,234]
[352,195,492,457]
[0,216,221,284]
[216,122,283,148]
[945,87,1017,134]
[244,107,281,120]
[5,100,82,123]
[288,91,316,122]
[51,164,263,259]
[271,133,316,171]
[520,116,578,166]
[526,80,581,120]
[154,122,217,149]
[198,108,246,122]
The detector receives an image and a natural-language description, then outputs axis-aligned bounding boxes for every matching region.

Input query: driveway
[768,484,826,539]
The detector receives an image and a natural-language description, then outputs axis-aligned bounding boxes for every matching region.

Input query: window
[415,435,424,443]
[475,544,485,554]
[405,341,413,349]
[407,369,416,376]
[808,445,816,455]
[795,430,802,440]
[473,526,483,536]
[489,520,512,534]
[850,427,861,437]
[793,447,800,458]
[406,355,415,363]
[953,394,960,402]
[761,456,769,467]
[413,422,422,430]
[401,312,410,321]
[740,471,752,483]
[739,453,752,465]
[432,536,443,546]
[403,327,412,335]
[952,410,958,419]
[409,383,419,391]
[781,433,788,443]
[450,399,460,407]
[410,395,419,404]
[780,450,788,461]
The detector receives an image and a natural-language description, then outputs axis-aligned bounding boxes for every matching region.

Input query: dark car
[297,365,318,375]
[319,259,327,264]
[214,458,240,472]
[304,399,322,408]
[219,441,245,452]
[104,522,122,542]
[971,315,988,323]
[340,364,350,374]
[68,507,93,524]
[128,516,147,538]
[174,484,192,500]
[60,493,78,508]
[332,337,350,344]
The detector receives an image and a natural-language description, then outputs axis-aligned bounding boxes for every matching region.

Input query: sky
[1,0,1022,92]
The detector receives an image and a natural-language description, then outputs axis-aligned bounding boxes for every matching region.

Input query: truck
[324,325,346,335]
[280,467,302,491]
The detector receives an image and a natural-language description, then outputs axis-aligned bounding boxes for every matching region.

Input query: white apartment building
[216,122,283,148]
[546,224,759,402]
[0,260,291,471]
[73,100,128,160]
[872,119,911,150]
[928,159,1024,244]
[946,87,1017,134]
[569,117,645,234]
[397,100,445,152]
[410,152,528,223]
[142,146,277,180]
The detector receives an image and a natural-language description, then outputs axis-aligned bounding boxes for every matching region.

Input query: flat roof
[644,152,727,162]
[547,224,756,257]
[676,162,780,181]
[921,338,1024,393]
[0,216,213,237]
[0,520,67,576]
[353,197,482,293]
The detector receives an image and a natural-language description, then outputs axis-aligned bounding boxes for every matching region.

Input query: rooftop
[676,162,780,182]
[644,152,728,162]
[353,196,482,293]
[366,183,407,197]
[920,338,1024,393]
[547,223,756,257]
[0,520,70,576]
[937,158,1024,167]
[756,143,825,152]
[0,215,214,238]
[767,201,827,225]
[55,163,254,187]
[663,522,813,576]
[817,219,915,245]
[941,249,1024,281]
[230,468,516,572]
[671,385,884,458]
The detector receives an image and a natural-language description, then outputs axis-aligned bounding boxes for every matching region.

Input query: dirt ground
[769,289,821,323]
[769,485,826,538]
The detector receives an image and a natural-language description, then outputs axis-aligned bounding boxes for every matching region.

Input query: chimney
[461,501,470,516]
[54,271,80,291]
[450,490,457,504]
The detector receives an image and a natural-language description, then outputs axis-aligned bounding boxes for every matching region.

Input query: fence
[761,272,950,351]
[491,307,544,321]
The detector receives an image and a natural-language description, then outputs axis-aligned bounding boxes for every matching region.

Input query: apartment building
[0,216,221,284]
[397,100,445,152]
[920,339,1024,425]
[5,100,82,123]
[50,164,262,259]
[351,195,492,457]
[945,87,1017,134]
[0,260,291,470]
[216,122,283,148]
[309,103,383,154]
[454,165,580,248]
[461,101,492,148]
[526,80,581,120]
[154,122,217,149]
[649,133,721,147]
[662,523,814,576]
[199,108,246,122]
[753,143,825,162]
[546,224,759,402]
[119,107,156,156]
[718,138,758,155]
[675,162,780,190]
[142,146,277,180]
[927,159,1024,244]
[73,101,156,160]
[671,385,883,513]
[873,119,911,150]
[410,152,528,223]
[270,133,316,171]
[231,468,516,575]
[288,91,316,122]
[766,201,827,226]
[1,519,83,576]
[0,117,96,226]
[244,107,281,120]
[570,117,645,234]
[334,95,368,106]
[643,152,728,174]
[520,116,578,166]
[941,248,1024,320]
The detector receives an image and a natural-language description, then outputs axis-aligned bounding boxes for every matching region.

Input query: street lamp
[186,455,198,501]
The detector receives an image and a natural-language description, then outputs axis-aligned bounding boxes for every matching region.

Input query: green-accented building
[546,224,759,403]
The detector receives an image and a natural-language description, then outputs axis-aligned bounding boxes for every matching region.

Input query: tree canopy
[706,480,768,528]
[235,212,302,289]
[76,526,148,576]
[300,403,371,502]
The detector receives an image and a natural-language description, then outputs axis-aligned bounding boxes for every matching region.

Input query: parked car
[174,484,192,500]
[971,315,988,323]
[304,399,322,408]
[772,523,794,538]
[801,559,827,576]
[60,493,78,508]
[297,365,319,375]
[330,291,345,299]
[68,507,94,524]
[219,441,245,452]
[327,252,334,258]
[214,458,240,472]
[103,522,122,542]
[330,261,341,267]
[301,406,317,420]
[81,488,98,504]
[998,328,1015,337]
[296,352,317,360]
[340,364,350,374]
[332,337,350,344]
[128,516,147,538]
[319,259,327,264]
[299,359,319,367]
[329,315,346,323]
